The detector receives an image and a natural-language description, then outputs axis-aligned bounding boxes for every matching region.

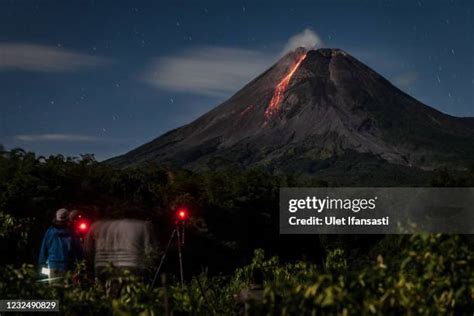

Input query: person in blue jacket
[38,208,83,281]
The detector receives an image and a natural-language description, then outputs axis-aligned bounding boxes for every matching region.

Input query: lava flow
[240,104,255,116]
[264,52,307,120]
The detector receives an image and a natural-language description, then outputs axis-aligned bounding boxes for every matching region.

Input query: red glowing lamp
[76,220,89,233]
[176,208,188,221]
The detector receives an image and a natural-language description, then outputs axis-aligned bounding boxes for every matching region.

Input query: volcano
[109,48,474,174]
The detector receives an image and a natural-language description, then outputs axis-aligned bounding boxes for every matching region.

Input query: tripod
[151,221,186,289]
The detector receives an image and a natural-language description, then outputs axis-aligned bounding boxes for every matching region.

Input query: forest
[0,147,473,315]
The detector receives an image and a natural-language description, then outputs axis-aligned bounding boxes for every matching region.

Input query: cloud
[143,46,269,97]
[15,134,105,142]
[391,71,418,87]
[0,43,110,72]
[142,29,324,97]
[281,28,324,54]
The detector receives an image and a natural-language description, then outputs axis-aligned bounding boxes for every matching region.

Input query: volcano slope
[108,48,474,181]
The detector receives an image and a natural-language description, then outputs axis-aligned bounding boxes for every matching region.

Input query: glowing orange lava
[240,104,255,116]
[264,53,307,120]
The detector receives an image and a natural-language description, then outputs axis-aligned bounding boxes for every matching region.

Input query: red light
[177,208,188,221]
[76,220,89,232]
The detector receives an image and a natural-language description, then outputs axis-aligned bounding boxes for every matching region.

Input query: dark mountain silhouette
[108,48,474,173]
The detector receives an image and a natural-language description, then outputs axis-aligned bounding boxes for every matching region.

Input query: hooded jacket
[38,225,83,271]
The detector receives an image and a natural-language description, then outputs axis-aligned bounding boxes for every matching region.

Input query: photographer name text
[289,216,389,226]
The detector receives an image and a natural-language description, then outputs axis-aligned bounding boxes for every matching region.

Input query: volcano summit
[109,48,474,174]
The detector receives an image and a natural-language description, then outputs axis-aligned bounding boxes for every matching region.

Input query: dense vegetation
[0,148,473,314]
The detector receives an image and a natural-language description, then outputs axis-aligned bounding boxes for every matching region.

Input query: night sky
[1,0,472,160]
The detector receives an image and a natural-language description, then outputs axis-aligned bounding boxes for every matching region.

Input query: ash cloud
[281,28,324,54]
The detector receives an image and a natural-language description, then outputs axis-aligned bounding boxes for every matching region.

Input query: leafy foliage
[0,149,472,314]
[0,235,472,315]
